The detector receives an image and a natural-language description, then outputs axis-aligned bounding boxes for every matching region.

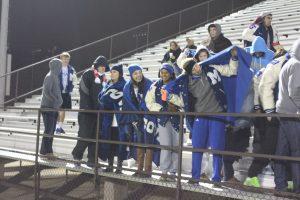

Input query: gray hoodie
[276,39,300,114]
[41,58,63,109]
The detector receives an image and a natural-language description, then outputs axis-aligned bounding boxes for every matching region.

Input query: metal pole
[15,71,19,102]
[178,12,182,34]
[207,1,210,21]
[109,37,113,60]
[94,112,101,198]
[0,0,9,107]
[146,23,150,48]
[176,114,184,200]
[34,109,41,199]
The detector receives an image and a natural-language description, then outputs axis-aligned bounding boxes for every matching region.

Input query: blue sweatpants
[192,117,225,182]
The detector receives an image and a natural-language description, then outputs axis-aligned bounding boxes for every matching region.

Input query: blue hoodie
[245,36,274,75]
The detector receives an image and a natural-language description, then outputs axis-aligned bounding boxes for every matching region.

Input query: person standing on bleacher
[40,58,63,158]
[145,63,178,182]
[55,52,77,134]
[242,12,280,52]
[72,56,109,168]
[275,39,300,194]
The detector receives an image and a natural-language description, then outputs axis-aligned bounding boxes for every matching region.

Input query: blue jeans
[40,111,58,155]
[274,118,300,193]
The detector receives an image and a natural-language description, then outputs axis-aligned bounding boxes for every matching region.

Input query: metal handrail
[1,105,299,199]
[1,0,263,105]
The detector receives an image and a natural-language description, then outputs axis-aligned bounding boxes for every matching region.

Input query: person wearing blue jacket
[120,64,155,178]
[99,64,127,174]
[145,63,178,181]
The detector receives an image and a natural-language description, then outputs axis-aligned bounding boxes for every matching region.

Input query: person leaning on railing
[40,58,63,159]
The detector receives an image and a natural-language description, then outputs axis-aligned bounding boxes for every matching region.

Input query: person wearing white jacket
[243,48,291,188]
[242,12,280,52]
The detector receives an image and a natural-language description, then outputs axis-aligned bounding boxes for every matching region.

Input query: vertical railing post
[146,23,150,48]
[207,1,210,21]
[15,71,19,103]
[34,109,41,200]
[178,11,182,34]
[109,37,113,60]
[94,111,101,198]
[176,113,184,200]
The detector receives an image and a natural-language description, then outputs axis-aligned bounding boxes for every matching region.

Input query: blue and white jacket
[59,65,76,94]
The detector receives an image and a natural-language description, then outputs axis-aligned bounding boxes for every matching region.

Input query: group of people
[39,11,300,194]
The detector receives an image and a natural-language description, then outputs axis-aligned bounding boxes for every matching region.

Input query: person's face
[110,70,120,82]
[198,51,208,62]
[97,66,106,74]
[192,63,202,75]
[160,69,171,83]
[132,70,143,83]
[263,15,272,27]
[253,52,264,58]
[61,56,70,66]
[187,39,193,46]
[170,42,177,50]
[209,27,218,38]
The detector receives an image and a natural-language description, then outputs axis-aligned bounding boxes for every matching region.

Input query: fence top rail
[0,0,224,79]
[1,106,300,118]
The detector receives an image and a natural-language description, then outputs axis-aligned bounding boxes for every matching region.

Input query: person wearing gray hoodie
[207,23,232,53]
[274,39,300,193]
[40,58,63,157]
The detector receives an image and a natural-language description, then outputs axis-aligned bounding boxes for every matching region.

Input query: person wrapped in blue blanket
[163,46,253,184]
[98,64,127,174]
[145,63,178,182]
[120,64,157,178]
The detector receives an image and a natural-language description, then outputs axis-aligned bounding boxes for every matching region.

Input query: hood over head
[49,58,62,76]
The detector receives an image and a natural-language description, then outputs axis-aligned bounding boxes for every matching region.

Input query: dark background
[7,0,202,70]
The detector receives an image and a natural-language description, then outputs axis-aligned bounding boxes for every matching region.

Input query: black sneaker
[103,166,113,173]
[188,178,199,185]
[115,168,123,174]
[86,161,95,168]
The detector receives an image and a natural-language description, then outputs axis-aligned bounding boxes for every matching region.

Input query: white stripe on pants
[157,121,179,174]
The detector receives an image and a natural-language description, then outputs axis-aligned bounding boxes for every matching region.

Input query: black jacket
[208,34,232,53]
[162,48,182,63]
[79,69,104,110]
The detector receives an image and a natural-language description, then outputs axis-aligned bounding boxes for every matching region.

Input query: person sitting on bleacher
[206,23,232,53]
[162,41,182,64]
[184,37,197,51]
[242,12,280,52]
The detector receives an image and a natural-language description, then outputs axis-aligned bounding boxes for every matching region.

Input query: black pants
[72,113,98,163]
[223,127,251,180]
[107,127,120,161]
[247,117,279,178]
[40,111,58,155]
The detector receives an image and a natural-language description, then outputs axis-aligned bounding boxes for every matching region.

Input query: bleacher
[0,0,300,199]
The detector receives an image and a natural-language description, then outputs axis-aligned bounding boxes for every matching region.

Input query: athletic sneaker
[243,177,261,187]
[55,127,65,134]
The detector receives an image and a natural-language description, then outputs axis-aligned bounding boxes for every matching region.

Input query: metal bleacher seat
[1,0,300,198]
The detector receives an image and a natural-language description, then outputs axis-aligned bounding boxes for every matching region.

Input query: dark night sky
[8,0,202,69]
